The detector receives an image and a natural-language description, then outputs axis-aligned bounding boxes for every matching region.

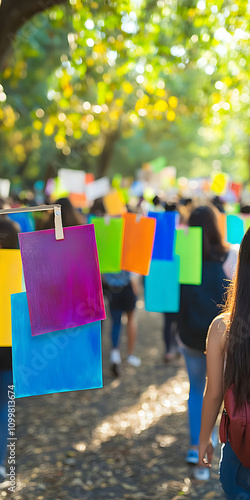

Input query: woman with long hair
[199,228,250,498]
[179,205,238,480]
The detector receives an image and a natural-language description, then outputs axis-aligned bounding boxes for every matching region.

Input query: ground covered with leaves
[2,305,225,499]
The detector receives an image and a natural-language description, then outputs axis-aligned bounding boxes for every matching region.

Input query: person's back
[179,205,238,481]
[180,258,228,352]
[199,227,250,498]
[179,205,237,353]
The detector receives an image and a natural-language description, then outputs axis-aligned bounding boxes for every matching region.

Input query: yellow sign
[0,250,22,347]
[211,173,228,195]
[103,190,127,216]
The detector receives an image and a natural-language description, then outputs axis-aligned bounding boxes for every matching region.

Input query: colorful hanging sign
[103,190,127,216]
[148,211,177,261]
[19,224,106,336]
[217,212,227,243]
[175,227,202,285]
[0,250,22,347]
[93,217,123,273]
[121,213,156,275]
[11,292,103,398]
[226,215,244,245]
[145,257,180,313]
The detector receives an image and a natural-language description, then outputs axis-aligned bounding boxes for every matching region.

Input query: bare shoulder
[207,313,228,350]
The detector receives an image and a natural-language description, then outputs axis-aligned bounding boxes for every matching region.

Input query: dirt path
[2,304,225,499]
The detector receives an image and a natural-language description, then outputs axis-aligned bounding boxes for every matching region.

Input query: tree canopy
[0,0,249,188]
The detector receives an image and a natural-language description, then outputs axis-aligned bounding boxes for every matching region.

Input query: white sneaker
[193,466,210,481]
[127,355,141,367]
[110,349,121,364]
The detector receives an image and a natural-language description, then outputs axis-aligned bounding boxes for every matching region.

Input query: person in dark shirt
[179,205,238,481]
[0,218,19,483]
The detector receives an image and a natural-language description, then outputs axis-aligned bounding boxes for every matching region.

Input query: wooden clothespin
[0,204,64,240]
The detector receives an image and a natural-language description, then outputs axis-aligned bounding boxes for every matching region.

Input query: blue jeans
[220,441,250,499]
[0,370,13,466]
[110,308,122,349]
[182,346,206,446]
[163,313,179,353]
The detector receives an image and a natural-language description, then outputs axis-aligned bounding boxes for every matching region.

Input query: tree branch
[0,0,68,68]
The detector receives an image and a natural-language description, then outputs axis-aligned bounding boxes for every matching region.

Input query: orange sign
[121,213,156,275]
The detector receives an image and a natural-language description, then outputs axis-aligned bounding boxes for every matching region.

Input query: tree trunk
[0,0,68,68]
[97,129,120,179]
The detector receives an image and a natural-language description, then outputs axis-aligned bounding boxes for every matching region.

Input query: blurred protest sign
[103,190,127,216]
[93,217,123,273]
[145,257,180,313]
[228,181,243,201]
[121,213,156,275]
[86,173,95,184]
[12,292,102,398]
[148,156,166,173]
[175,227,202,285]
[112,174,122,189]
[58,168,86,194]
[85,177,110,202]
[130,181,145,197]
[243,215,250,232]
[46,177,69,200]
[69,192,87,209]
[211,172,228,195]
[225,202,241,215]
[0,250,22,347]
[0,179,10,198]
[19,225,105,336]
[9,212,35,232]
[159,166,176,189]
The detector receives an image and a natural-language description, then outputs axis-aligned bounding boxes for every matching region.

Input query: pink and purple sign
[19,224,106,336]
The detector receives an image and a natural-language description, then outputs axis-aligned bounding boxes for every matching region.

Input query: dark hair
[91,198,106,216]
[188,205,228,260]
[163,201,177,212]
[40,198,84,229]
[223,228,250,406]
[212,196,225,214]
[0,218,19,249]
[240,204,250,214]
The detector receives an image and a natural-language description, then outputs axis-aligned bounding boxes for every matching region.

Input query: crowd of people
[0,188,249,499]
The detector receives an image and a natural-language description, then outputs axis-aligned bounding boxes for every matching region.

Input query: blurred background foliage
[0,0,249,187]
